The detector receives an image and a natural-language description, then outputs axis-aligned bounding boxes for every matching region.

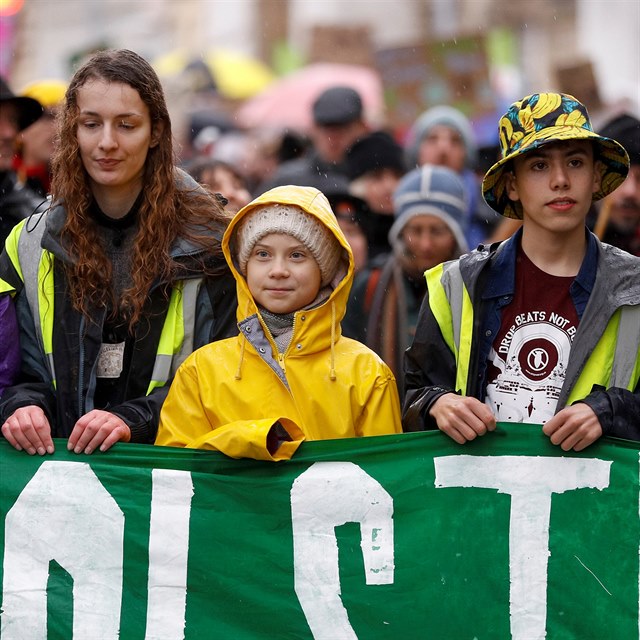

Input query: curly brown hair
[50,48,230,329]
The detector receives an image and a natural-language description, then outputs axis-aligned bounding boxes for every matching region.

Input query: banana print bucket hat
[482,93,630,219]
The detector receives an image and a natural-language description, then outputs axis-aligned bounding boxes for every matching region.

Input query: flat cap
[312,86,363,126]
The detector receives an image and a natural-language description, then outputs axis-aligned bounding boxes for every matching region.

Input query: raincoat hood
[223,185,353,338]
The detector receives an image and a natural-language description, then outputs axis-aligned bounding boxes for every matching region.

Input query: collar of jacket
[475,226,599,318]
[38,202,217,278]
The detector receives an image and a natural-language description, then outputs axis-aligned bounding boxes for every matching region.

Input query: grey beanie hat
[390,164,469,255]
[405,105,478,169]
[236,204,343,287]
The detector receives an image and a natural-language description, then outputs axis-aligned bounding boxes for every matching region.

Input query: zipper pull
[278,353,286,374]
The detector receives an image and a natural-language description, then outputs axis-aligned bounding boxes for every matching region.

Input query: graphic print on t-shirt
[485,249,579,423]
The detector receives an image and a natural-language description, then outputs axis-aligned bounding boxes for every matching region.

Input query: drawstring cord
[329,301,336,381]
[235,299,253,380]
[234,334,246,380]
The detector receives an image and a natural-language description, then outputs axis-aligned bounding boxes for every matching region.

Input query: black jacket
[0,202,238,443]
[0,171,43,246]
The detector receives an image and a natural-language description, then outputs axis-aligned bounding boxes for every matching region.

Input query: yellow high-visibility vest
[2,214,202,393]
[426,261,640,402]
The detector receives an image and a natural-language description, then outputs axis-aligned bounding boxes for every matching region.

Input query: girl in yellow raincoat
[156,185,402,460]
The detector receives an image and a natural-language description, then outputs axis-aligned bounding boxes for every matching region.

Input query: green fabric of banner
[1,423,638,639]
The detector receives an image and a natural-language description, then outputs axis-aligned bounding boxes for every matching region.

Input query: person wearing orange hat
[0,76,43,245]
[403,92,639,451]
[15,79,67,198]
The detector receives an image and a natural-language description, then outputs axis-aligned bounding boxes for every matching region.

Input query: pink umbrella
[235,63,385,132]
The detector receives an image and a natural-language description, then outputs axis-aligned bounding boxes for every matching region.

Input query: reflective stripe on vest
[147,277,202,394]
[426,262,474,394]
[15,214,57,386]
[0,277,14,295]
[428,262,640,404]
[1,220,27,294]
[567,305,640,404]
[10,213,203,397]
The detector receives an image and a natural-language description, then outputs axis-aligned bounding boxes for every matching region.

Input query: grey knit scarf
[259,309,295,353]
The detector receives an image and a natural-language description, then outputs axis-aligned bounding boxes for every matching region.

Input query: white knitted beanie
[236,204,343,287]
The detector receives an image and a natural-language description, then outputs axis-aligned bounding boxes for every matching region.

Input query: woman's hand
[68,410,131,454]
[1,406,54,455]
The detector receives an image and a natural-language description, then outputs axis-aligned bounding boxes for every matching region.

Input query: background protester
[343,165,468,390]
[326,188,371,274]
[345,129,407,259]
[593,113,640,255]
[186,157,252,214]
[404,104,500,247]
[14,79,67,198]
[0,76,43,245]
[0,49,237,456]
[258,85,369,193]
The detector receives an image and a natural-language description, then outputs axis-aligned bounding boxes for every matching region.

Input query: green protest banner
[1,423,638,639]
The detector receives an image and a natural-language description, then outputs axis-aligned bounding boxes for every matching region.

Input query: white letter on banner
[1,461,124,640]
[145,469,194,640]
[434,455,610,640]
[291,462,394,640]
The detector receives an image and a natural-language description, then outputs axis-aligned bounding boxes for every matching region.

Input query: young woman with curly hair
[0,49,238,455]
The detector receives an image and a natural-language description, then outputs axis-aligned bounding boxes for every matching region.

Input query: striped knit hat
[390,164,469,255]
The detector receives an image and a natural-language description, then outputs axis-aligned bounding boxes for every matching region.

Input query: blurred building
[3,0,638,136]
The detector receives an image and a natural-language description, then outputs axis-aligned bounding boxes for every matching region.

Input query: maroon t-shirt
[485,247,579,423]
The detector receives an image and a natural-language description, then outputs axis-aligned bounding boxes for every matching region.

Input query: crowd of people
[1,48,639,460]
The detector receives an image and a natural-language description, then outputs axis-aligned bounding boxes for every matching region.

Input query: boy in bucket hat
[403,93,640,450]
[156,185,401,459]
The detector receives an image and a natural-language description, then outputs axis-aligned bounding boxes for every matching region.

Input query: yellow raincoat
[156,185,402,460]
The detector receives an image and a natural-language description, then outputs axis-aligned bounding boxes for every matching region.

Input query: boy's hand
[68,410,131,455]
[1,406,54,455]
[542,403,602,452]
[429,393,496,444]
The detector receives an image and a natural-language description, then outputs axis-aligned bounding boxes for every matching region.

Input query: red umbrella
[235,63,385,132]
